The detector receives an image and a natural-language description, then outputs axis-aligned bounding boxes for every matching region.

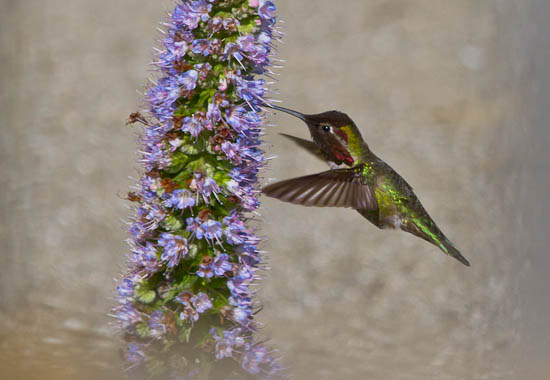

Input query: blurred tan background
[1,1,549,379]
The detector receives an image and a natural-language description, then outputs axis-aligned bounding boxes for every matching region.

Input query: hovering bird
[263,105,470,266]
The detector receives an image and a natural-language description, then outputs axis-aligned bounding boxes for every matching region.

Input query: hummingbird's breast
[370,162,416,229]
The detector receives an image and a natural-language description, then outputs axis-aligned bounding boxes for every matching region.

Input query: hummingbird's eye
[322,125,331,132]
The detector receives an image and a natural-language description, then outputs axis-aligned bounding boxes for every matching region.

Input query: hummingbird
[263,105,470,266]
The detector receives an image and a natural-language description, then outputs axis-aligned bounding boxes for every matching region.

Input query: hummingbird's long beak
[265,104,307,121]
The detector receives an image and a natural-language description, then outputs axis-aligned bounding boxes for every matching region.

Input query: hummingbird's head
[268,105,365,166]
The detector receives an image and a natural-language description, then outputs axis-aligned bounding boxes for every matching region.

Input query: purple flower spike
[116,0,283,377]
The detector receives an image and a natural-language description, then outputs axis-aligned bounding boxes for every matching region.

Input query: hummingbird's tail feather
[401,220,470,266]
[441,238,470,267]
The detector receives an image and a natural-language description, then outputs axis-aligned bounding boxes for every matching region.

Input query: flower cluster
[115,1,282,378]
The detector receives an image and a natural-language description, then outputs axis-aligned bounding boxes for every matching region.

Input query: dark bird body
[263,105,470,266]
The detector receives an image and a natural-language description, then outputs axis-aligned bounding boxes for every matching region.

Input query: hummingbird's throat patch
[332,126,353,165]
[332,145,354,166]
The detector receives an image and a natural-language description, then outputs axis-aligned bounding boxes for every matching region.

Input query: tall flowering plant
[115,1,282,378]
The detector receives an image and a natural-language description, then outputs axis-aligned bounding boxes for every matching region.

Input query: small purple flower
[202,219,223,244]
[180,115,203,138]
[208,16,223,33]
[139,204,166,231]
[258,1,277,24]
[232,305,252,324]
[147,76,181,110]
[176,291,211,319]
[235,35,269,65]
[191,172,221,202]
[211,328,246,359]
[223,42,244,62]
[225,105,248,133]
[191,39,211,56]
[158,233,188,268]
[223,17,240,32]
[118,304,142,328]
[221,141,241,164]
[237,264,255,281]
[259,31,272,44]
[227,277,249,297]
[173,0,212,30]
[117,278,135,300]
[176,291,193,306]
[202,178,221,200]
[163,35,189,62]
[223,212,247,245]
[234,77,266,105]
[164,189,196,210]
[129,221,147,240]
[224,225,245,245]
[206,101,222,125]
[132,242,162,276]
[242,343,271,374]
[141,143,171,170]
[186,217,206,239]
[168,137,184,152]
[178,70,199,94]
[213,253,232,276]
[149,310,166,339]
[197,259,214,278]
[225,178,261,211]
[176,291,200,322]
[195,62,212,80]
[237,35,256,53]
[180,305,199,322]
[126,343,146,365]
[192,292,212,313]
[214,337,234,359]
[198,252,232,278]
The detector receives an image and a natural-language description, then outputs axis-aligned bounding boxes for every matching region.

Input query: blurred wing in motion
[263,167,378,210]
[279,133,325,162]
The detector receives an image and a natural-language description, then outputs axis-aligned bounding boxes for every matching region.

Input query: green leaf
[213,64,225,76]
[212,292,228,310]
[187,244,199,259]
[136,288,157,305]
[166,152,190,174]
[161,274,198,303]
[238,20,256,34]
[136,323,150,338]
[163,215,183,231]
[213,11,232,19]
[198,88,217,107]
